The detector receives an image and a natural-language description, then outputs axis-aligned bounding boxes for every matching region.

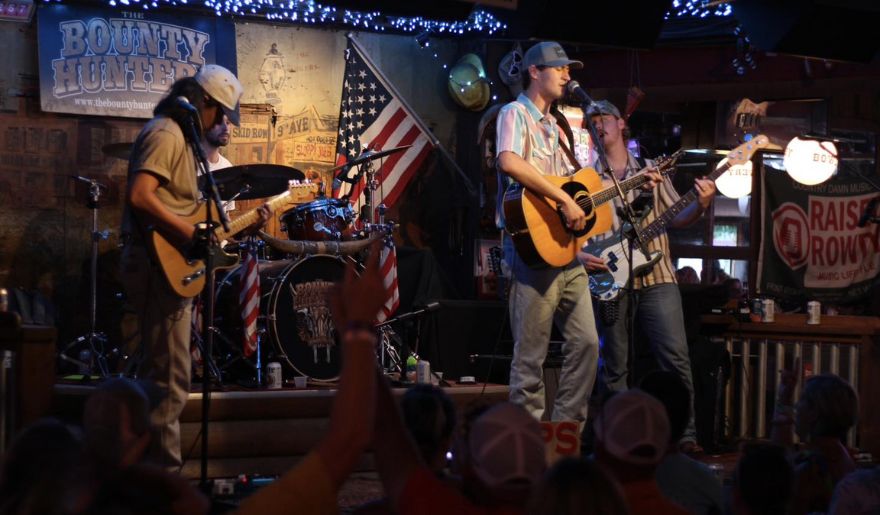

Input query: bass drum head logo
[772,202,810,270]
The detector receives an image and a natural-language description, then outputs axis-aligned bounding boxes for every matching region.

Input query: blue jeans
[600,283,697,442]
[504,237,600,423]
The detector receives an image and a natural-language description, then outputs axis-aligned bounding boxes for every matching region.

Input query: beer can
[416,360,431,384]
[267,362,282,389]
[807,301,821,325]
[761,298,775,323]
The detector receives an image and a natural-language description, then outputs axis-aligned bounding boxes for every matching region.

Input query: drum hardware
[58,176,117,377]
[327,144,413,175]
[258,230,382,256]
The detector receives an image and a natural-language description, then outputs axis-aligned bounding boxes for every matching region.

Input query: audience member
[353,385,458,514]
[828,465,880,515]
[374,390,546,514]
[723,277,745,302]
[0,418,92,515]
[88,463,209,515]
[526,457,629,515]
[593,389,688,515]
[731,441,793,515]
[675,266,699,285]
[640,371,722,515]
[771,365,858,515]
[400,384,457,475]
[82,377,159,475]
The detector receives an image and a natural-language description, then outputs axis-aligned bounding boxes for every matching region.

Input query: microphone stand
[579,96,647,391]
[179,112,225,491]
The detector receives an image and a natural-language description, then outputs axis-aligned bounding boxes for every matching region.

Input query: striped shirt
[590,152,679,288]
[495,94,576,229]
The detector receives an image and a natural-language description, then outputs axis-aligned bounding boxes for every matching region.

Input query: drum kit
[100,141,412,385]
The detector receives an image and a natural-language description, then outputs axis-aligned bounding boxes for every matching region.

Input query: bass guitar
[585,135,769,301]
[151,181,319,297]
[502,151,682,268]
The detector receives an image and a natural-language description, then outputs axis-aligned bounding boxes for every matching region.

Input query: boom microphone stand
[178,106,230,491]
[59,176,112,377]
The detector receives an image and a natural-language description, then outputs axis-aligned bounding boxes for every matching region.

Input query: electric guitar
[586,135,769,301]
[502,151,682,268]
[151,181,319,297]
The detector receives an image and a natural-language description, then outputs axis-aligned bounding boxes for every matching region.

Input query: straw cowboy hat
[448,53,490,112]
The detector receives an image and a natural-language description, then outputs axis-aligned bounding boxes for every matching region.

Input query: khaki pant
[120,244,193,469]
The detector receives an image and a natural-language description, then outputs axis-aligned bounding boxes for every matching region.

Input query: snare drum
[279,198,355,241]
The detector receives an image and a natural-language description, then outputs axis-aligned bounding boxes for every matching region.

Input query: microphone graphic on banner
[857,197,880,228]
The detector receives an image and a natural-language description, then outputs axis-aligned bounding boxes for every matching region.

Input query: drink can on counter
[416,360,431,384]
[750,298,763,322]
[761,298,775,323]
[267,362,282,389]
[807,301,821,325]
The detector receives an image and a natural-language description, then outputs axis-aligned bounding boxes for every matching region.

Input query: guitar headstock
[726,134,770,166]
[283,180,320,205]
[654,148,685,177]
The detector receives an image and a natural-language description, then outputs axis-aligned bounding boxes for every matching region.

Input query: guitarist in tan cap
[495,41,605,425]
[120,65,270,469]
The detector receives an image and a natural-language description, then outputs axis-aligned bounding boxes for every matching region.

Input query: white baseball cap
[195,64,243,125]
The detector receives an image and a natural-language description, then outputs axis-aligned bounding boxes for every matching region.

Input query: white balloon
[715,159,753,198]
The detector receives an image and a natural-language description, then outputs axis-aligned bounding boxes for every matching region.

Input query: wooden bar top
[701,313,880,340]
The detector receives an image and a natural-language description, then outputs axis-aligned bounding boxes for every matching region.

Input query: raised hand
[331,238,388,331]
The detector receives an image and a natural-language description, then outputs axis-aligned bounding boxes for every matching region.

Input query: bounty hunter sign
[757,162,880,304]
[37,3,236,119]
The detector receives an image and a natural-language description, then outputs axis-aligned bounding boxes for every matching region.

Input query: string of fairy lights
[45,0,507,36]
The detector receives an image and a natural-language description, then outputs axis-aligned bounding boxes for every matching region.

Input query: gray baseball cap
[523,41,583,70]
[586,99,622,119]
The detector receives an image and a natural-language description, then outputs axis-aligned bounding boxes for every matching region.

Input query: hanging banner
[757,163,880,304]
[37,3,236,119]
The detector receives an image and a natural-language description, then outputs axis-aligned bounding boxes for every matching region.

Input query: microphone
[566,81,594,105]
[858,197,879,228]
[176,96,198,114]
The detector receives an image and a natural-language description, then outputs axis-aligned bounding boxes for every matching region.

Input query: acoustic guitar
[150,181,318,297]
[502,151,682,268]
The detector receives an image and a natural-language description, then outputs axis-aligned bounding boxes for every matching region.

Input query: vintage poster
[37,3,236,118]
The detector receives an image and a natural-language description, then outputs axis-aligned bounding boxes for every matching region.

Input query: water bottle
[405,356,417,383]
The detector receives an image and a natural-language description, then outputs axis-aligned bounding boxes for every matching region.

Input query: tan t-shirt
[122,116,201,243]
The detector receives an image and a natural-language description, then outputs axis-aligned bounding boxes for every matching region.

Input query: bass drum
[265,255,355,383]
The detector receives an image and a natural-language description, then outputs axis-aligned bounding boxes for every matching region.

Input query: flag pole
[345,32,475,197]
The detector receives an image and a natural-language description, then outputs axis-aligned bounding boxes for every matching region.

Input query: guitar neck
[587,173,654,209]
[640,160,731,241]
[214,191,291,241]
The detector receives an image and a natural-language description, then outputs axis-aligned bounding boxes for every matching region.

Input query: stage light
[783,136,838,186]
[715,158,753,198]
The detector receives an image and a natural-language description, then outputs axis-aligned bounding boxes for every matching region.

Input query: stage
[51,380,511,480]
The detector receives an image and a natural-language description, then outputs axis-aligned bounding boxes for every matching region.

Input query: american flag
[239,246,260,357]
[376,236,400,323]
[332,39,435,213]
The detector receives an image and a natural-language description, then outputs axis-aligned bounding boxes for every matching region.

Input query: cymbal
[328,145,412,173]
[200,164,306,200]
[102,142,133,160]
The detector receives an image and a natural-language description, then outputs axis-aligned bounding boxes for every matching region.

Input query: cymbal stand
[59,177,111,377]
